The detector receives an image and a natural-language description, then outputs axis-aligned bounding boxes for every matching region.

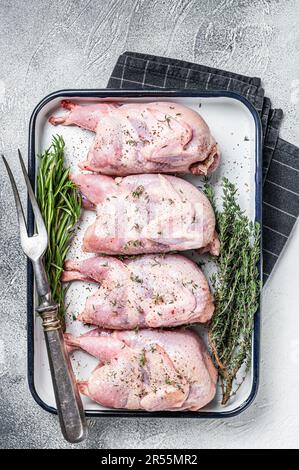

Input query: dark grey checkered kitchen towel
[108,51,299,283]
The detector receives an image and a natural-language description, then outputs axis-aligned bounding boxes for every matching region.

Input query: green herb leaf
[205,178,261,405]
[37,135,81,329]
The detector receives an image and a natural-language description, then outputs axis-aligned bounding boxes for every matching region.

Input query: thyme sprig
[37,135,81,328]
[204,178,261,404]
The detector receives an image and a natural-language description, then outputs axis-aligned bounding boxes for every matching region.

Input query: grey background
[1,0,299,449]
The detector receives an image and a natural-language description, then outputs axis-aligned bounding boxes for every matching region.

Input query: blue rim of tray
[27,89,262,418]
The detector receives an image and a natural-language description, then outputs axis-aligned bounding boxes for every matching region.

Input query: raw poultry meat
[62,254,214,328]
[49,100,220,176]
[71,173,220,256]
[65,328,217,411]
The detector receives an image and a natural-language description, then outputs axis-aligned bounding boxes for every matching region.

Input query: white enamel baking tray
[27,90,262,418]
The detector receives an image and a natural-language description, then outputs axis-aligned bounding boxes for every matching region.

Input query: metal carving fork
[2,151,88,443]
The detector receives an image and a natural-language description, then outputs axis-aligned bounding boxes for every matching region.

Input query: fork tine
[18,149,48,242]
[2,155,29,246]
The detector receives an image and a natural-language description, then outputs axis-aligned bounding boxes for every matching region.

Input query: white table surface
[0,0,298,449]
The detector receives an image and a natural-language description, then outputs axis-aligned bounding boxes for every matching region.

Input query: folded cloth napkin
[108,51,299,283]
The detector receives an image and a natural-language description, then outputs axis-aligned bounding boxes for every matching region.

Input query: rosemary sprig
[204,178,261,404]
[37,135,81,328]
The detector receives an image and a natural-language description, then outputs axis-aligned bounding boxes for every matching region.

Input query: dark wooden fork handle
[37,304,88,443]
